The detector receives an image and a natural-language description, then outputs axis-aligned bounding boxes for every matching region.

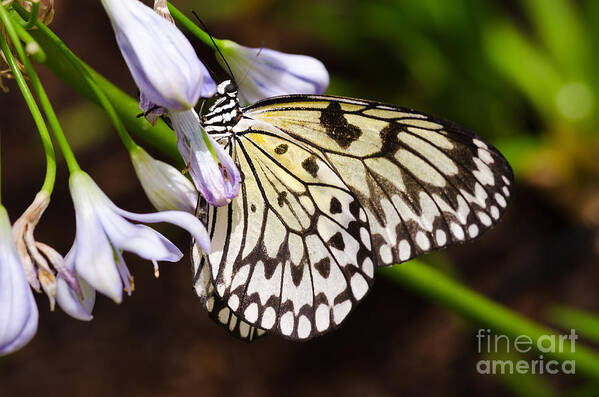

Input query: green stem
[0,19,55,194]
[26,15,137,153]
[0,3,80,174]
[12,17,46,62]
[22,0,38,29]
[379,261,599,381]
[167,2,221,50]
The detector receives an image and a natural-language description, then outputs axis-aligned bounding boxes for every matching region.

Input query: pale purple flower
[68,170,210,302]
[170,109,240,207]
[101,0,216,112]
[55,248,96,322]
[130,145,198,213]
[218,40,329,104]
[0,206,38,355]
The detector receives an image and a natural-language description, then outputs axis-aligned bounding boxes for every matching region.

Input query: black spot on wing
[250,204,257,212]
[274,144,288,154]
[329,197,342,214]
[379,123,400,154]
[314,257,331,278]
[290,263,303,286]
[277,191,288,207]
[302,155,319,177]
[320,102,362,149]
[328,231,345,251]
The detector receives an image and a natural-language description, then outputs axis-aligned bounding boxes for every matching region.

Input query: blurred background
[1,0,598,396]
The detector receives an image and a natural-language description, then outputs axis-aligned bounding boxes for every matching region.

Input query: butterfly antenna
[191,11,237,85]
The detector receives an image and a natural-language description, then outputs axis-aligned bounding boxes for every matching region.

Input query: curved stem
[0,23,55,194]
[0,3,80,173]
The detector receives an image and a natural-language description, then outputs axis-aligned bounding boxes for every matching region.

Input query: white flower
[218,40,329,104]
[130,145,198,213]
[169,109,240,207]
[68,170,210,302]
[101,0,215,111]
[0,206,38,355]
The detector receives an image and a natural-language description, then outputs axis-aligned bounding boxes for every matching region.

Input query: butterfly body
[192,81,513,341]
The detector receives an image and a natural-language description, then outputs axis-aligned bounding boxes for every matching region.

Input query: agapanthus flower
[68,170,210,303]
[170,109,240,207]
[130,145,198,213]
[101,0,215,112]
[102,0,240,206]
[218,40,329,105]
[0,205,38,355]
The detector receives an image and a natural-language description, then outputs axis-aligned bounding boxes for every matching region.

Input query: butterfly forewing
[196,121,375,340]
[245,95,513,266]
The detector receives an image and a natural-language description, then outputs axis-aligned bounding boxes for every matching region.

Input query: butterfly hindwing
[196,123,375,340]
[192,243,266,342]
[245,95,514,266]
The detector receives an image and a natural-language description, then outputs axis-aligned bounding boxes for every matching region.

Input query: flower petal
[0,206,38,355]
[113,207,211,254]
[102,0,215,109]
[56,246,96,322]
[130,146,198,213]
[219,40,329,104]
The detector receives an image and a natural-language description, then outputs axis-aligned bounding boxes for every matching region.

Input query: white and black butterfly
[191,80,513,342]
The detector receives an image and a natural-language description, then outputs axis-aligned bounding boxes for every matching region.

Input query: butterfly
[190,80,513,342]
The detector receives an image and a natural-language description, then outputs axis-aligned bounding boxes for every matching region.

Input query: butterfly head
[203,80,242,133]
[216,80,238,98]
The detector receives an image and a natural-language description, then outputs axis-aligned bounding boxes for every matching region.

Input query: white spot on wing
[473,139,488,149]
[362,257,374,278]
[280,312,294,336]
[495,193,507,208]
[228,295,240,311]
[360,227,371,250]
[244,303,259,323]
[261,307,276,329]
[477,212,492,226]
[379,244,392,263]
[415,231,430,251]
[435,229,447,246]
[333,300,352,325]
[315,304,330,332]
[468,224,479,238]
[298,315,312,339]
[399,240,411,261]
[350,274,369,300]
[450,223,465,240]
[478,148,494,164]
[490,206,500,220]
